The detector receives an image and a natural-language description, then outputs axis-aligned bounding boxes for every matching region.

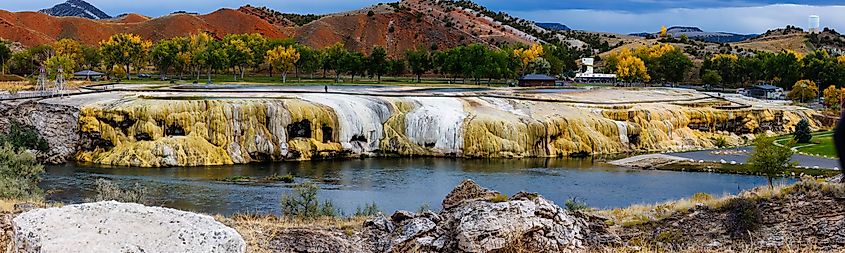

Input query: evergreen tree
[793,119,812,144]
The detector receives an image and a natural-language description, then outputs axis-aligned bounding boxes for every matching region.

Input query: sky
[4,0,844,34]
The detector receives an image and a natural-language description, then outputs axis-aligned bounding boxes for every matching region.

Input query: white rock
[13,201,245,253]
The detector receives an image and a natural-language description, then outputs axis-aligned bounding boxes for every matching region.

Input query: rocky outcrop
[364,180,587,252]
[12,201,245,253]
[614,180,845,251]
[0,100,79,164]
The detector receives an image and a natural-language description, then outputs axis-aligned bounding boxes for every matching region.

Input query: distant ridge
[536,23,571,31]
[631,26,758,43]
[39,0,112,19]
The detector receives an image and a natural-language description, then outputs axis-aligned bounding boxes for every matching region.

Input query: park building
[575,58,616,83]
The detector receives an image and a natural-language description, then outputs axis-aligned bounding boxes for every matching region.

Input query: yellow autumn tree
[100,33,146,79]
[659,26,668,38]
[822,85,844,110]
[266,45,300,83]
[616,56,650,83]
[513,44,543,75]
[50,38,82,77]
[788,79,818,103]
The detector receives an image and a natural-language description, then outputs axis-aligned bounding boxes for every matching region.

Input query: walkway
[670,147,840,170]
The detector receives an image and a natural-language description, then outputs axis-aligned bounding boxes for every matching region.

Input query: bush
[722,198,761,239]
[280,182,339,219]
[490,193,508,203]
[90,178,151,205]
[0,144,44,200]
[713,136,729,148]
[793,119,812,144]
[565,197,590,212]
[356,202,381,216]
[0,121,49,152]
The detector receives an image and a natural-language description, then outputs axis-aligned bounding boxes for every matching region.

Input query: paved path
[670,147,840,170]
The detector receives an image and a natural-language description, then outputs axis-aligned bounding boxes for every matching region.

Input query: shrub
[722,198,761,239]
[90,178,151,205]
[280,182,339,219]
[265,173,295,183]
[793,119,812,144]
[356,202,380,216]
[565,197,590,212]
[713,136,729,148]
[0,144,44,200]
[691,192,714,202]
[490,193,508,203]
[0,121,49,152]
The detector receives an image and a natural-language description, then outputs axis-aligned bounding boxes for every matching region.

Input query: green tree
[322,43,349,82]
[747,134,795,188]
[386,59,405,77]
[0,144,44,200]
[656,48,692,83]
[793,119,812,144]
[767,51,803,89]
[80,45,101,71]
[367,46,388,82]
[151,38,181,80]
[405,46,432,82]
[0,41,11,75]
[341,52,365,83]
[294,44,320,80]
[701,69,722,86]
[99,33,148,79]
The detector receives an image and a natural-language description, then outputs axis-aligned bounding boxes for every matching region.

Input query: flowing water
[42,158,791,216]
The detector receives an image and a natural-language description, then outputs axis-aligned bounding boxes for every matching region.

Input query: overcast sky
[4,0,843,34]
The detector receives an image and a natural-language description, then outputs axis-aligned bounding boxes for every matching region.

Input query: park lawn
[797,134,837,158]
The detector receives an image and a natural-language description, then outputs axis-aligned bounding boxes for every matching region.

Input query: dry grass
[596,178,840,227]
[218,214,370,253]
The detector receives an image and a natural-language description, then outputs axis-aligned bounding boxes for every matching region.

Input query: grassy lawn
[775,131,837,158]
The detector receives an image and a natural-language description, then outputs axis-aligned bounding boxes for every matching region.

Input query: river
[42,158,791,216]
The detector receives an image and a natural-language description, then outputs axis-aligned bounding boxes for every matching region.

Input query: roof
[518,74,556,81]
[751,84,780,90]
[73,70,105,76]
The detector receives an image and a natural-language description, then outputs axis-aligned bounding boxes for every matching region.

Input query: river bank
[7,178,842,252]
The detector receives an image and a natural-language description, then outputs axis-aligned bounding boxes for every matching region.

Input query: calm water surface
[42,158,791,216]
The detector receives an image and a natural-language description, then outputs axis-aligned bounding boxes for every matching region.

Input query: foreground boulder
[365,179,586,252]
[12,201,245,253]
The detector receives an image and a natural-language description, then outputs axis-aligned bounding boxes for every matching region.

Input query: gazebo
[73,70,105,80]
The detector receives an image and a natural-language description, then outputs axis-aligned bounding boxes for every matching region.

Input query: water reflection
[42,157,790,216]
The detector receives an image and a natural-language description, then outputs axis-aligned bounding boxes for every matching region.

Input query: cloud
[510,4,845,34]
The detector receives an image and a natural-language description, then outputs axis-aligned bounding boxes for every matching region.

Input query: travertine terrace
[2,85,821,167]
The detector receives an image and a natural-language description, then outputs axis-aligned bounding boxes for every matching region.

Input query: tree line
[0,33,580,84]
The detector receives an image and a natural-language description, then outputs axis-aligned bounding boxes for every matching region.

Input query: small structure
[809,15,821,34]
[74,70,105,80]
[745,84,784,100]
[517,74,556,87]
[575,58,616,83]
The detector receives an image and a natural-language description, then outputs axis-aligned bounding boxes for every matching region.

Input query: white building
[809,15,820,34]
[575,58,616,82]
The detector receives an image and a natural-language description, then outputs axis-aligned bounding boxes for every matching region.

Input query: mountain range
[3,0,842,59]
[39,0,111,19]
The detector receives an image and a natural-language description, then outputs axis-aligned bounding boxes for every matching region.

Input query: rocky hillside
[39,0,111,20]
